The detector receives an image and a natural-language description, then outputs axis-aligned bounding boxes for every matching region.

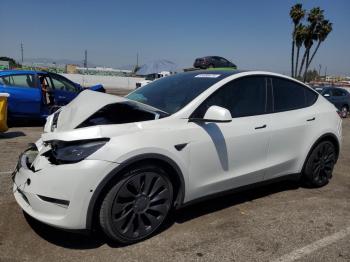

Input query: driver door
[49,73,79,106]
[187,76,271,201]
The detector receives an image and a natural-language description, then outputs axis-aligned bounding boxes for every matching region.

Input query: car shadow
[173,180,300,224]
[8,119,45,127]
[0,131,26,139]
[24,180,300,249]
[23,212,106,249]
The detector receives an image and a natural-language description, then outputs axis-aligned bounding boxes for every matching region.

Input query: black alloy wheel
[303,141,336,187]
[99,166,173,243]
[341,106,348,118]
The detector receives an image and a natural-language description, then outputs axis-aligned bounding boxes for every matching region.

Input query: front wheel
[99,166,173,244]
[302,141,336,187]
[341,106,348,118]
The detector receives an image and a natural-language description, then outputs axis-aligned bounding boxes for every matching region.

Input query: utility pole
[136,52,139,68]
[21,43,24,63]
[84,50,88,68]
[318,64,322,76]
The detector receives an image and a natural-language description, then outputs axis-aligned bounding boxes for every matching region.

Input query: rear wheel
[99,166,173,244]
[303,141,336,187]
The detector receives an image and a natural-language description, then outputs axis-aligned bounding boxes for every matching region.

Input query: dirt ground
[0,106,349,261]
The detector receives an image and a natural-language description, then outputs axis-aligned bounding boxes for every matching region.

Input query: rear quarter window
[272,77,317,112]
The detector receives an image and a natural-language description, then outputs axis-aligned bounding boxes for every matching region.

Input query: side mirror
[189,106,232,123]
[323,93,330,97]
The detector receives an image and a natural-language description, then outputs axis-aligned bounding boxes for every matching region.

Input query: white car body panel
[12,71,342,230]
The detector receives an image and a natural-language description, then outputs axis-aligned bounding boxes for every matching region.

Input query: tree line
[290,4,332,82]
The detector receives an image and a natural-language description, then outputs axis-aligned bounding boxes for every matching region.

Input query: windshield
[126,71,232,114]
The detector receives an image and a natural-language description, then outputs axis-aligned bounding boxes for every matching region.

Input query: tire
[302,141,336,187]
[341,106,348,118]
[99,165,173,244]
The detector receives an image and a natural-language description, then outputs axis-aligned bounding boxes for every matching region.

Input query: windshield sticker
[195,74,221,78]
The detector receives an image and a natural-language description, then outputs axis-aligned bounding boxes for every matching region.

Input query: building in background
[0,61,9,70]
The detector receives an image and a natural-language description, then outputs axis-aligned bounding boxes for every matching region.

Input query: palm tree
[290,4,305,77]
[305,20,333,72]
[302,7,324,81]
[294,24,306,78]
[298,25,313,78]
[298,7,324,80]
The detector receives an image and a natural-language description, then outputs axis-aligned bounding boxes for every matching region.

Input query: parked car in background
[136,71,171,88]
[193,56,237,69]
[0,70,105,121]
[315,86,350,118]
[13,70,341,244]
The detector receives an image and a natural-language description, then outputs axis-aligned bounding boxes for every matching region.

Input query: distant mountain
[23,57,97,67]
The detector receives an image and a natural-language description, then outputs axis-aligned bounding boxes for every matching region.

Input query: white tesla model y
[12,70,342,244]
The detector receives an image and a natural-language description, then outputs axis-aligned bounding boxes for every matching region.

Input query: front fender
[85,151,188,231]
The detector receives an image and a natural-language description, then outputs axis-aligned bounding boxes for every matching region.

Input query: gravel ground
[0,113,349,261]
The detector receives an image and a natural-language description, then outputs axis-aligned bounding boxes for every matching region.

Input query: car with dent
[12,70,341,244]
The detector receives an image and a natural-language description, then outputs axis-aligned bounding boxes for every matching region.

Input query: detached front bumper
[12,145,118,230]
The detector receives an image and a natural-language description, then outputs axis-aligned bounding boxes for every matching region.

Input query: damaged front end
[43,138,110,165]
[77,101,167,128]
[45,90,168,132]
[41,90,168,165]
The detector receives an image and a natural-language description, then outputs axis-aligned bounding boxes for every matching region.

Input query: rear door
[49,73,79,105]
[0,73,42,117]
[264,77,318,179]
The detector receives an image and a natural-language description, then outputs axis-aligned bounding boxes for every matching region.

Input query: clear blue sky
[0,0,349,75]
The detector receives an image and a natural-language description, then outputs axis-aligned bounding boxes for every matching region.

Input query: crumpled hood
[55,90,128,131]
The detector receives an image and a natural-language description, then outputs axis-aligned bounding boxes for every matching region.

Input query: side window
[1,74,36,88]
[333,89,344,97]
[272,77,317,112]
[305,87,318,106]
[50,74,77,92]
[342,90,349,96]
[192,76,267,118]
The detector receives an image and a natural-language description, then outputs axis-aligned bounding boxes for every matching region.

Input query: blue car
[315,86,350,118]
[0,70,105,121]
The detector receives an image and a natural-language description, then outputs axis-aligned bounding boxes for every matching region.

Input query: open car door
[48,73,79,106]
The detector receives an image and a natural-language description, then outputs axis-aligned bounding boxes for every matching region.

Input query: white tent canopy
[136,59,179,75]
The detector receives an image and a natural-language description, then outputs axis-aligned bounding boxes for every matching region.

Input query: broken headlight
[47,138,109,164]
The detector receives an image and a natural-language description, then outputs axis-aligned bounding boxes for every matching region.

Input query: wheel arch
[86,153,186,231]
[302,132,340,173]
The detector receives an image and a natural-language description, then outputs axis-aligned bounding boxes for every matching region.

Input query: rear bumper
[12,148,118,230]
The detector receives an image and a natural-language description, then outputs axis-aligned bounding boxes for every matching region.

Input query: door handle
[58,96,66,99]
[307,117,315,122]
[255,124,267,130]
